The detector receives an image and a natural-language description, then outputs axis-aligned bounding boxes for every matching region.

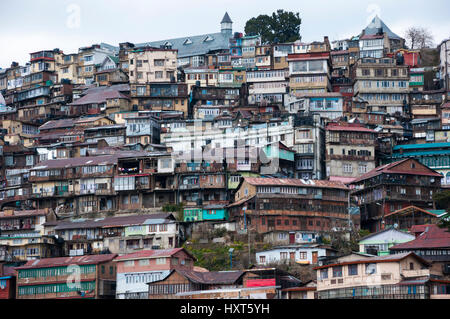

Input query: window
[299,252,307,260]
[333,266,343,277]
[155,71,163,79]
[259,255,266,263]
[154,59,164,66]
[365,263,377,274]
[156,258,166,265]
[348,264,358,276]
[124,260,135,267]
[280,252,288,260]
[343,164,353,173]
[139,259,149,266]
[409,262,414,270]
[320,269,328,280]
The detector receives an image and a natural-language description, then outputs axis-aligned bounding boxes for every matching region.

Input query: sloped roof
[243,177,349,190]
[351,158,442,184]
[70,86,130,106]
[358,226,415,243]
[149,269,244,285]
[362,15,402,40]
[39,119,76,131]
[31,155,118,170]
[385,206,440,219]
[136,24,231,59]
[221,12,233,24]
[115,248,196,261]
[390,224,450,250]
[51,213,173,230]
[15,254,117,270]
[314,252,430,270]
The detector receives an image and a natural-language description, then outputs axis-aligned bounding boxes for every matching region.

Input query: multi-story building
[128,48,178,85]
[288,52,332,94]
[438,38,450,92]
[15,254,117,299]
[325,122,377,183]
[256,244,336,265]
[285,92,344,120]
[290,115,326,180]
[350,158,442,232]
[184,66,219,91]
[353,57,410,116]
[114,248,196,299]
[0,208,59,261]
[390,224,450,280]
[56,53,80,84]
[410,89,445,120]
[386,142,450,187]
[48,213,180,256]
[228,177,351,235]
[246,69,289,106]
[358,226,415,256]
[358,16,405,59]
[314,252,447,299]
[77,44,118,85]
[137,13,233,69]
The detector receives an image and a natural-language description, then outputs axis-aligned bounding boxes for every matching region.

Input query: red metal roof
[326,123,377,133]
[15,254,117,270]
[390,224,450,250]
[351,158,443,184]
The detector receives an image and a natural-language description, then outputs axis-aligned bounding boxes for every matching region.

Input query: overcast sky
[1,0,449,69]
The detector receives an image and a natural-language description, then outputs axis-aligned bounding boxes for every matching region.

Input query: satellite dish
[394,223,398,229]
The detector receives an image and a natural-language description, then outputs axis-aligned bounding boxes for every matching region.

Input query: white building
[256,244,336,266]
[439,38,450,92]
[161,118,295,155]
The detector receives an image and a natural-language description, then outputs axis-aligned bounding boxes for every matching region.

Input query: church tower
[221,12,233,34]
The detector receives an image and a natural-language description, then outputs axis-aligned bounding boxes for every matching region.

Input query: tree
[433,190,450,210]
[244,10,301,44]
[405,27,434,50]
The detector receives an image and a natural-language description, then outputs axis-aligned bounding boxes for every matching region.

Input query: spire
[221,12,233,34]
[221,12,233,24]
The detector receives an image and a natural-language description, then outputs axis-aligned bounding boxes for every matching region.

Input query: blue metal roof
[136,31,232,58]
[393,142,450,151]
[391,150,450,157]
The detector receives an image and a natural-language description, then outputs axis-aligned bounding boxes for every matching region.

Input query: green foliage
[359,229,371,238]
[162,203,184,221]
[438,212,450,231]
[211,227,227,238]
[244,9,301,43]
[184,242,246,271]
[433,190,450,210]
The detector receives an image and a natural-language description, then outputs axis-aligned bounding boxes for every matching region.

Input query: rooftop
[390,224,450,250]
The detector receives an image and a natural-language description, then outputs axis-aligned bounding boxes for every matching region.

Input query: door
[289,252,295,262]
[312,251,318,264]
[289,233,295,244]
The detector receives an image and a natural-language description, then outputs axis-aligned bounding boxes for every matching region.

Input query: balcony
[401,269,430,278]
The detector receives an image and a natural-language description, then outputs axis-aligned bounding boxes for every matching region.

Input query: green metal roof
[391,150,450,157]
[393,143,450,151]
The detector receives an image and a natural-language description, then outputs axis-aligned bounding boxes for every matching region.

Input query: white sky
[1,0,449,69]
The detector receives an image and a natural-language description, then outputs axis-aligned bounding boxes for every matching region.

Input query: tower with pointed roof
[221,12,233,35]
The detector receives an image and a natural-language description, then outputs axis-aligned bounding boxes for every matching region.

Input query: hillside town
[0,12,449,300]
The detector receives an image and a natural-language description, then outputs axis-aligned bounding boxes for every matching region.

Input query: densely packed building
[0,12,449,300]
